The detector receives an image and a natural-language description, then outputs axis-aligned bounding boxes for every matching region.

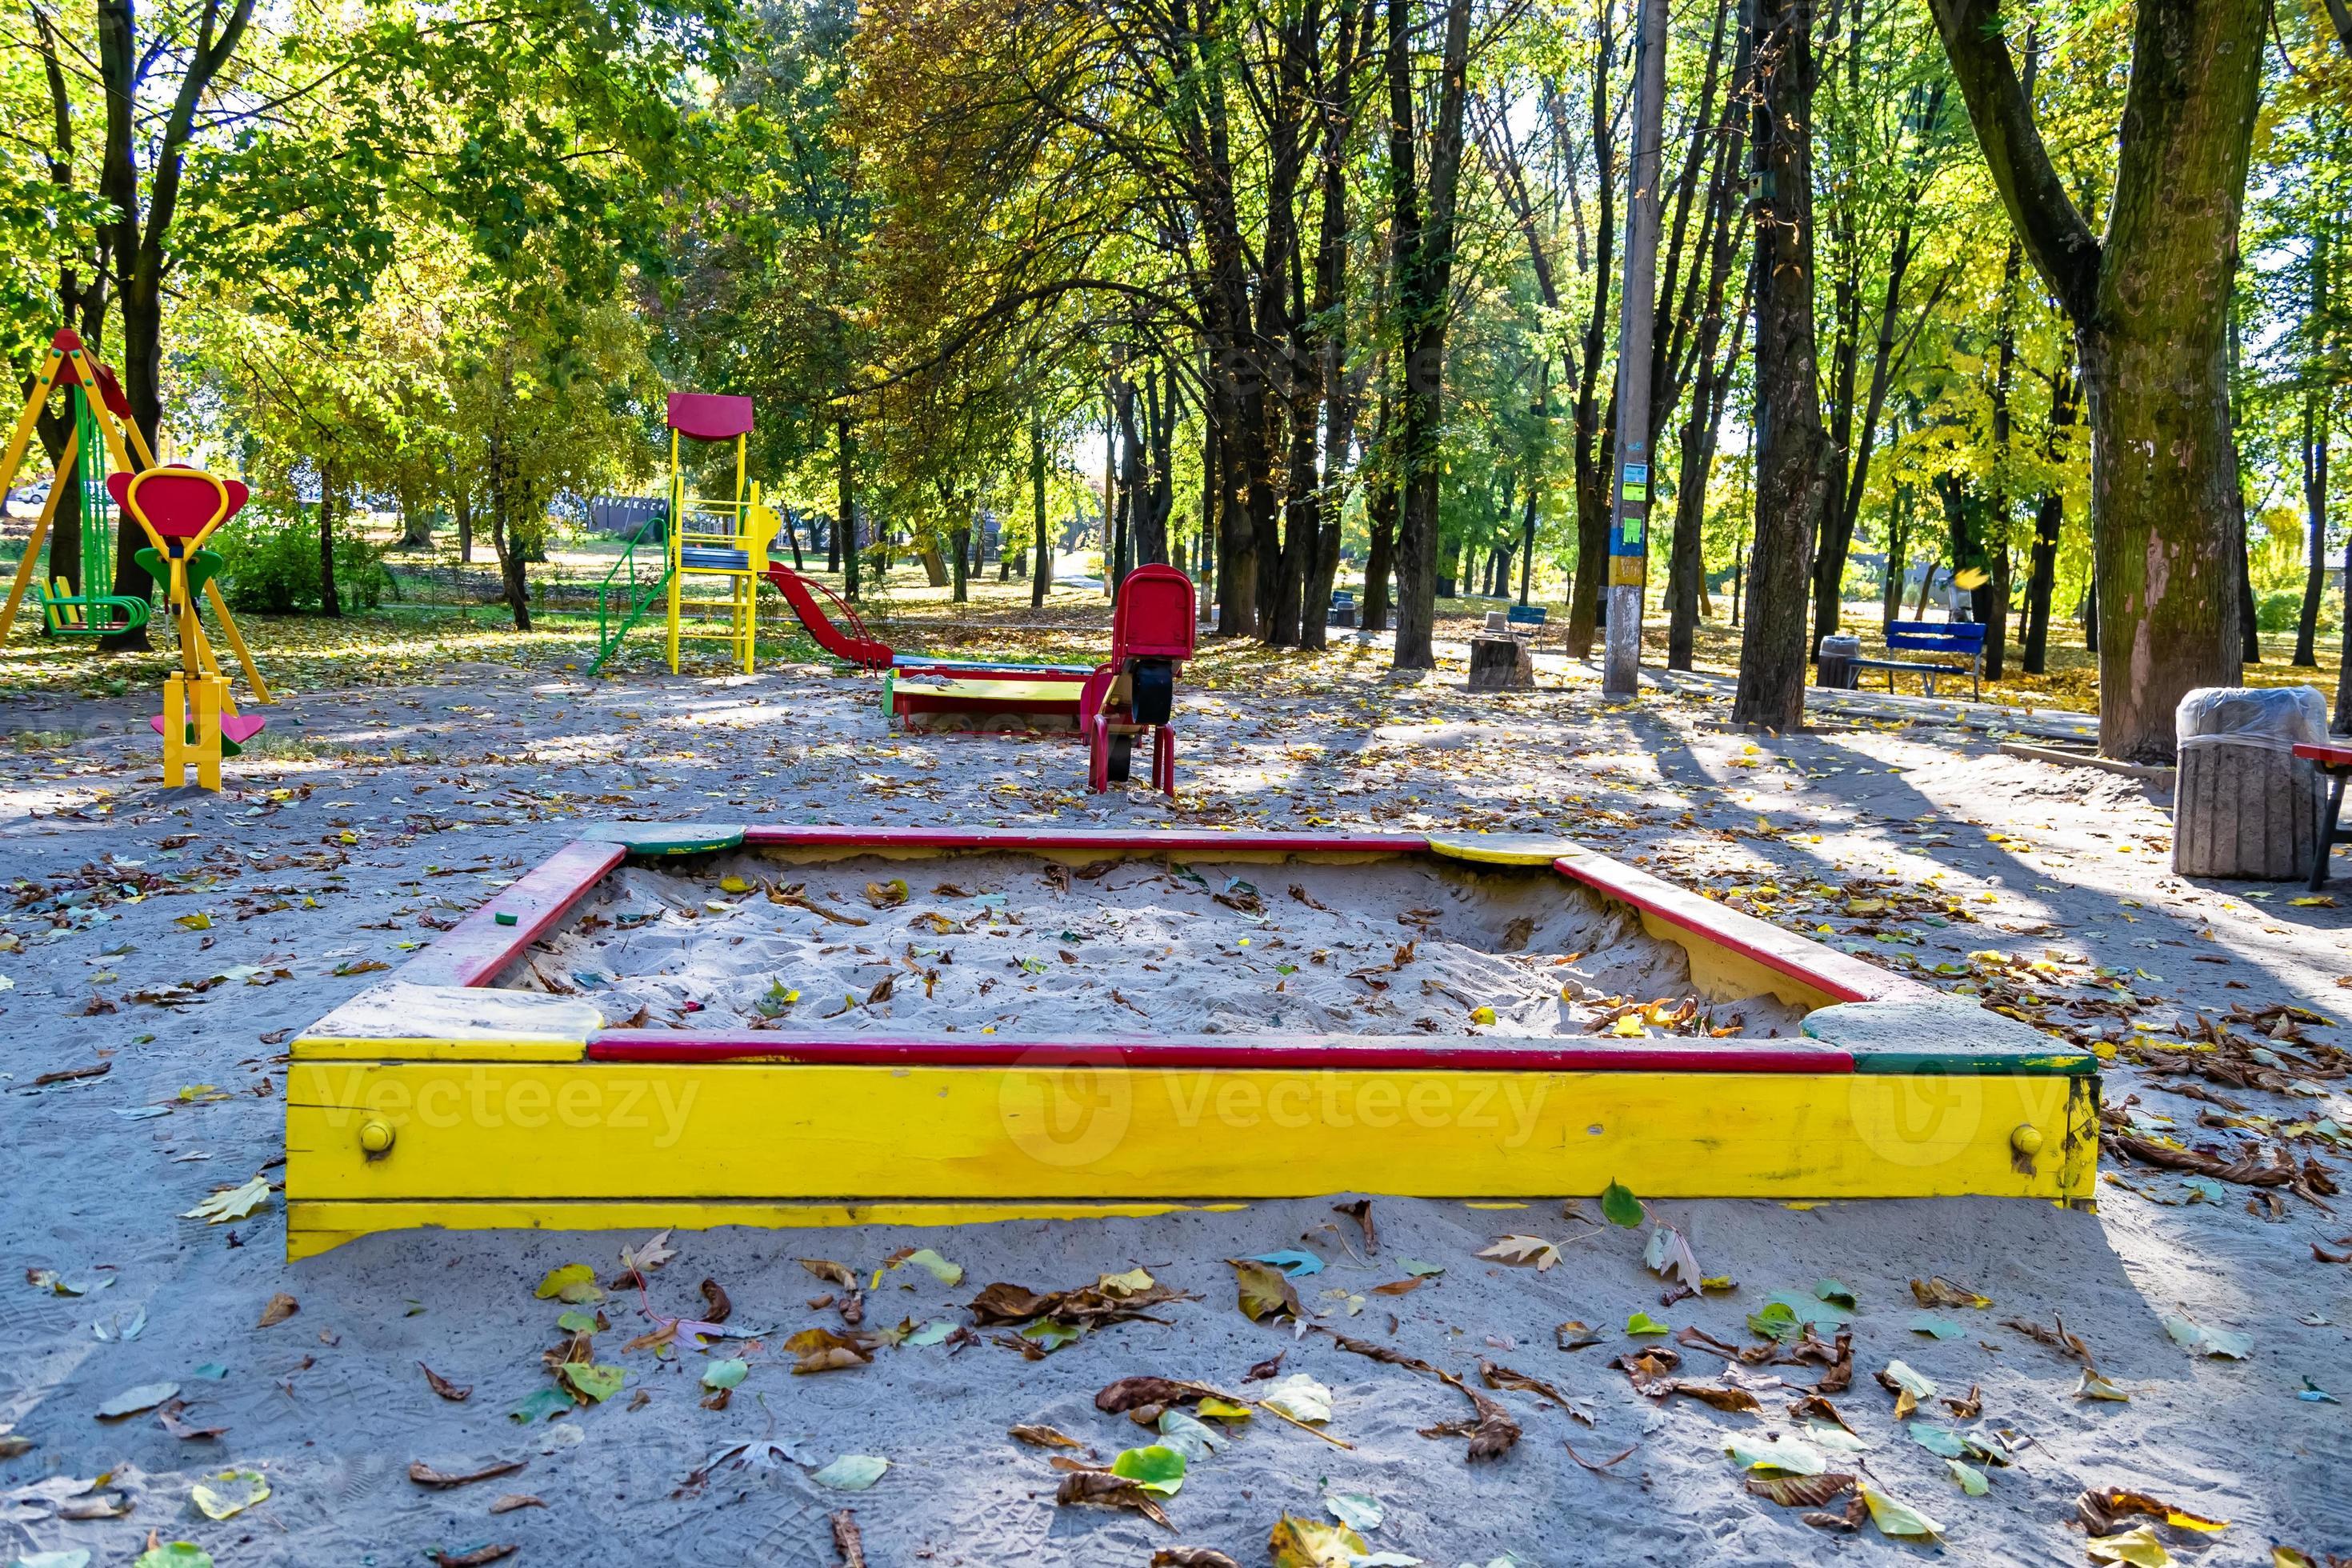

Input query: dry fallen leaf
[786,1326,880,1374]
[488,1494,544,1514]
[426,1546,518,1567]
[1054,1468,1171,1528]
[1911,1276,1991,1310]
[420,1363,472,1402]
[1749,1472,1858,1509]
[1478,1234,1563,1271]
[1331,1198,1378,1254]
[2075,1486,2230,1535]
[257,1293,298,1328]
[156,1399,227,1441]
[1566,1439,1638,1474]
[1009,1424,1086,1449]
[410,1458,528,1490]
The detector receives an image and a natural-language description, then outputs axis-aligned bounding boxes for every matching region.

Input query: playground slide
[761,565,894,670]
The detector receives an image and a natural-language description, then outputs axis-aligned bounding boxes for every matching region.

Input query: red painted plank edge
[2293,742,2352,769]
[586,1030,1855,1073]
[1548,847,1938,1006]
[402,839,626,990]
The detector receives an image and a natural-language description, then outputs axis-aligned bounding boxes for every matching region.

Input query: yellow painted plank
[291,1037,590,1062]
[286,1062,2096,1207]
[1641,910,1839,1010]
[286,1198,1247,1260]
[898,678,1085,705]
[1426,833,1583,867]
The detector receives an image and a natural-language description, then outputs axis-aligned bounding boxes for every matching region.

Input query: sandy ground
[2,641,2349,1567]
[526,853,1799,1042]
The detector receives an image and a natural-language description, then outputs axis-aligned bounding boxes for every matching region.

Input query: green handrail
[587,507,671,674]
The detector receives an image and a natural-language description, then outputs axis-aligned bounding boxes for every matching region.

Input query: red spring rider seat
[111,465,264,790]
[1082,565,1197,796]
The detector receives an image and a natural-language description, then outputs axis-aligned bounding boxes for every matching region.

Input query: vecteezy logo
[1846,1066,1983,1170]
[998,1046,1132,1169]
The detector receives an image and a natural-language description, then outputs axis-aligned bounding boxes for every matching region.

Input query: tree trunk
[1387,0,1474,671]
[2338,525,2352,730]
[1929,0,2260,761]
[2297,386,2329,667]
[1670,277,1752,670]
[318,468,342,618]
[2237,512,2259,663]
[1731,0,1827,730]
[1566,9,1620,662]
[1031,414,1051,608]
[2022,360,2076,673]
[1884,482,1910,628]
[486,390,531,632]
[837,413,859,599]
[1362,393,1397,633]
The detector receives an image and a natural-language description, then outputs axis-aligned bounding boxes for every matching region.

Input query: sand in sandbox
[517,850,1809,1039]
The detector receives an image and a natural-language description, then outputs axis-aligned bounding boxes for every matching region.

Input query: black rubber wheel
[1129,659,1175,726]
[1107,732,1134,782]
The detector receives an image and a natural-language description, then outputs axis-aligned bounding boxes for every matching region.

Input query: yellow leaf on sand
[175,912,212,930]
[1470,1006,1496,1025]
[1270,1514,1368,1568]
[2086,1527,2173,1566]
[191,1469,270,1520]
[719,875,751,894]
[1862,1486,1942,1539]
[534,1263,602,1302]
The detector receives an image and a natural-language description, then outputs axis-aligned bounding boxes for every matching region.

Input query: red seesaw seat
[1081,565,1196,798]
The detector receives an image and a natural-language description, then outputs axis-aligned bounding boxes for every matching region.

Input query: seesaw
[770,562,1199,795]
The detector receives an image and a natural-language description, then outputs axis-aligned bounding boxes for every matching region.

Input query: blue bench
[1852,620,1986,700]
[1506,604,1548,633]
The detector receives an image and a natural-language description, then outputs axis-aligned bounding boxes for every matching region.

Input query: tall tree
[1386,0,1475,670]
[1929,0,2263,761]
[1730,0,1827,729]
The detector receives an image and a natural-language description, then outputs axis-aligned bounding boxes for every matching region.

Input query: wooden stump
[2173,742,2326,880]
[1468,634,1534,692]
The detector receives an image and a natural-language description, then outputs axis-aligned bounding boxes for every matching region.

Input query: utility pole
[1602,0,1670,700]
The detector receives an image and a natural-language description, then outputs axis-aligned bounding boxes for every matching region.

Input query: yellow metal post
[0,422,76,646]
[665,430,682,674]
[202,580,273,704]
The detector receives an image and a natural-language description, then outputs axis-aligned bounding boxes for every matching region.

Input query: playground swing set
[588,391,1198,795]
[2,328,272,789]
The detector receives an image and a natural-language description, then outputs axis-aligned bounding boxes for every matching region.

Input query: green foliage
[2257,588,2310,634]
[212,510,393,614]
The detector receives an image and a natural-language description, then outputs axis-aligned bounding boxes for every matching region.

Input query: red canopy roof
[666,394,754,441]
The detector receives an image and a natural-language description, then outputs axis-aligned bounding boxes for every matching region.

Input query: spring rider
[110,466,269,789]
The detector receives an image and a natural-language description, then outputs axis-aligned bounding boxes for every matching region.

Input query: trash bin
[2173,686,2328,879]
[1817,634,1862,691]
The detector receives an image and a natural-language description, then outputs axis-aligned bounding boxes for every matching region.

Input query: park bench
[1850,620,1986,700]
[2292,741,2352,890]
[1506,603,1547,640]
[1328,590,1356,627]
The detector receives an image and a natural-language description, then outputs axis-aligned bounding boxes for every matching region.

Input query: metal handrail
[588,506,670,674]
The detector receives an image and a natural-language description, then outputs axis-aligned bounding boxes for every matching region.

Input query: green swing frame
[32,383,151,638]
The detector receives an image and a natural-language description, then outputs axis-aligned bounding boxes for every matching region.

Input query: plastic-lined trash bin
[2173,686,2329,880]
[1816,634,1862,690]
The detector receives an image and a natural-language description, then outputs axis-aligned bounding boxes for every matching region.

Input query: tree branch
[1923,0,2099,323]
